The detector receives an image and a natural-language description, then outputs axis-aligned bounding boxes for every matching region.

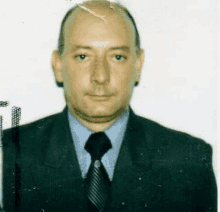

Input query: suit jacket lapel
[44,108,78,169]
[110,109,161,211]
[31,108,87,210]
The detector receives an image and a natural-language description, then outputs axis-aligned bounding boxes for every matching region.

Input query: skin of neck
[68,104,128,132]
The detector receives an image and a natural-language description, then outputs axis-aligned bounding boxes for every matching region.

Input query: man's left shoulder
[133,113,213,163]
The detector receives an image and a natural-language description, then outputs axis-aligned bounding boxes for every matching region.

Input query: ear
[135,49,145,83]
[51,50,63,83]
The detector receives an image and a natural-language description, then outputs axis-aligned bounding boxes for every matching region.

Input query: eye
[75,54,87,61]
[114,55,126,61]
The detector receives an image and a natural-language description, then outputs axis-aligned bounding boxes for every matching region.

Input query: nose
[91,57,109,84]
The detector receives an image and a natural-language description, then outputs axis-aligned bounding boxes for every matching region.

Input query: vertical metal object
[11,107,21,212]
[0,116,3,209]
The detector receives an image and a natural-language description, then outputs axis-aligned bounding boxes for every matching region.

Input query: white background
[0,0,218,205]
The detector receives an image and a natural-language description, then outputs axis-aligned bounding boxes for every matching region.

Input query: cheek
[113,66,135,89]
[63,66,90,90]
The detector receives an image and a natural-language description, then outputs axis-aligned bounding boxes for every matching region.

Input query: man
[3,1,217,211]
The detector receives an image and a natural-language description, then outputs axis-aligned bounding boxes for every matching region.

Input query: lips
[88,95,112,101]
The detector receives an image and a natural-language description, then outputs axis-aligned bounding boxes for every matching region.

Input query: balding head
[58,0,141,56]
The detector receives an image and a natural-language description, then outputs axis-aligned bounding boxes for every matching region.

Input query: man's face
[53,6,144,123]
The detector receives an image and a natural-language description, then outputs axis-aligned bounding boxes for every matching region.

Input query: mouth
[88,95,112,101]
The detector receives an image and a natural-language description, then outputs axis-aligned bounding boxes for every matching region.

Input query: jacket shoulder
[133,113,213,165]
[135,114,210,143]
[2,112,61,146]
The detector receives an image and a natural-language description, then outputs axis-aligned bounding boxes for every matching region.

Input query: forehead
[63,5,136,49]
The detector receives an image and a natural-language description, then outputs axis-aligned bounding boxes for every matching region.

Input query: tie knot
[85,132,112,161]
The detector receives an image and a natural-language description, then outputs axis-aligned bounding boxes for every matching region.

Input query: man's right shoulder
[2,111,62,146]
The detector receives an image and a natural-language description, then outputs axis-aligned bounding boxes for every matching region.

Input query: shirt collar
[68,109,129,149]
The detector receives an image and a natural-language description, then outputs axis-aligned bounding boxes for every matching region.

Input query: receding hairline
[58,0,141,56]
[75,0,130,15]
[64,1,135,29]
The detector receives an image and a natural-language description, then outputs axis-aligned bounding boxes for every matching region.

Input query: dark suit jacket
[2,107,217,212]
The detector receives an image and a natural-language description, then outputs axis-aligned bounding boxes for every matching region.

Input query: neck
[69,107,127,132]
[74,117,117,132]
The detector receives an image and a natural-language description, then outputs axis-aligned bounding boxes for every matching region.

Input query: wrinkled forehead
[63,2,136,46]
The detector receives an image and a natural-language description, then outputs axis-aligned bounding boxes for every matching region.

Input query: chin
[87,104,127,119]
[72,103,126,123]
[86,106,116,118]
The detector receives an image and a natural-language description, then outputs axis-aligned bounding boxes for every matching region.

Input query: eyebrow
[110,46,130,52]
[71,45,131,52]
[71,45,92,51]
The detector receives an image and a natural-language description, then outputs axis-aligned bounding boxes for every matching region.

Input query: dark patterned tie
[84,132,112,212]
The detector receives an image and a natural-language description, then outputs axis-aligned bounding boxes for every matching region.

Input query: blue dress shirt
[68,110,129,181]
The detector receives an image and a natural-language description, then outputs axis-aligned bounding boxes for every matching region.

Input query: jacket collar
[44,107,77,168]
[44,106,158,169]
[110,108,162,209]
